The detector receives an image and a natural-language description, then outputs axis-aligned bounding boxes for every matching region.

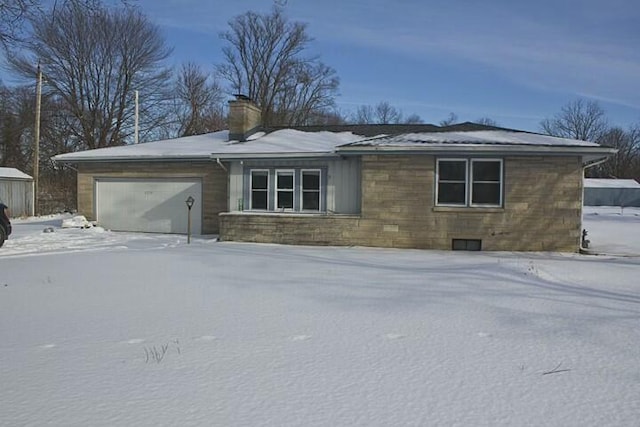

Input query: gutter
[336,144,616,156]
[209,152,340,161]
[51,155,213,163]
[337,144,616,164]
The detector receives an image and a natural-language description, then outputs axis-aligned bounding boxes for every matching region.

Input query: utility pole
[34,63,43,216]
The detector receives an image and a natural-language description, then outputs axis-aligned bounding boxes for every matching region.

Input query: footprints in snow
[383,333,406,340]
[38,343,56,349]
[39,331,493,349]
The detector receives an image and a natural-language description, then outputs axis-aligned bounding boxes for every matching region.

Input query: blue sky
[44,0,640,131]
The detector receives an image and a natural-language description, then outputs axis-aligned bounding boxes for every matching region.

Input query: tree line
[0,0,638,213]
[540,99,640,181]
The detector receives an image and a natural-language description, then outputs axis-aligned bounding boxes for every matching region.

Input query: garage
[95,178,202,234]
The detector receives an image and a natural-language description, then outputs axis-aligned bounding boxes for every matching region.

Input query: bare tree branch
[0,0,38,49]
[8,0,172,149]
[173,62,226,136]
[439,112,458,127]
[540,99,608,142]
[350,101,423,124]
[217,5,339,126]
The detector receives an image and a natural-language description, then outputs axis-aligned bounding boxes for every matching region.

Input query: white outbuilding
[0,167,34,217]
[584,178,640,207]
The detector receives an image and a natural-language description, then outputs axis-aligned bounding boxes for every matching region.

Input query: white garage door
[95,178,202,234]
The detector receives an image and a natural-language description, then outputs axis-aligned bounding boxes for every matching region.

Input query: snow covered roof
[336,130,616,164]
[339,130,602,148]
[585,178,640,189]
[52,129,366,162]
[211,129,365,159]
[53,131,231,162]
[52,128,616,164]
[0,167,33,180]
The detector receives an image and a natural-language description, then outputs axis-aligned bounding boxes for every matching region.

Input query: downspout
[580,157,609,254]
[51,159,78,172]
[216,157,228,172]
[583,157,609,170]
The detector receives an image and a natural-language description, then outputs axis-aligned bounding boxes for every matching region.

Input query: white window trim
[250,169,270,210]
[436,158,503,208]
[275,169,295,211]
[470,159,503,207]
[436,158,468,207]
[300,169,322,212]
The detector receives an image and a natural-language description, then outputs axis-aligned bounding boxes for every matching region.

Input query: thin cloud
[316,2,640,110]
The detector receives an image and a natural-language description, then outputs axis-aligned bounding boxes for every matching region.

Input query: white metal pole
[34,63,43,216]
[134,90,139,144]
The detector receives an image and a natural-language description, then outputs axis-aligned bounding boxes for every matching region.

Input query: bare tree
[404,113,424,124]
[0,0,38,49]
[0,80,80,211]
[589,126,640,180]
[351,101,422,124]
[439,112,458,126]
[474,117,499,127]
[352,104,374,124]
[0,83,34,170]
[305,108,347,125]
[9,0,173,150]
[217,5,339,126]
[374,101,401,124]
[174,62,226,136]
[540,99,608,141]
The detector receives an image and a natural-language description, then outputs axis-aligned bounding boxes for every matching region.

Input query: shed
[584,178,640,207]
[0,167,34,217]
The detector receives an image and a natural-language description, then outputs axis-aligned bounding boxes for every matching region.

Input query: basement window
[452,239,482,251]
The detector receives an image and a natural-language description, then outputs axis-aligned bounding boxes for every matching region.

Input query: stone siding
[219,155,584,252]
[77,162,227,234]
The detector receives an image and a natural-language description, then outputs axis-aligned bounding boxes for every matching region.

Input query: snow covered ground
[1,208,639,426]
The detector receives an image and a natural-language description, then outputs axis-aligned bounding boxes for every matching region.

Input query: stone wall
[219,154,584,252]
[77,162,227,234]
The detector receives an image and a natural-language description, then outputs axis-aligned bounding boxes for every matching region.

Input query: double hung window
[276,171,295,210]
[250,170,269,210]
[248,168,323,212]
[301,170,321,211]
[436,159,503,207]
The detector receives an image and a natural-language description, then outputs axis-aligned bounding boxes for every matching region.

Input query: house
[0,167,34,217]
[584,178,640,207]
[53,97,616,252]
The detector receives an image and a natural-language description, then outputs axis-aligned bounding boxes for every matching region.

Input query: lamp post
[185,196,195,244]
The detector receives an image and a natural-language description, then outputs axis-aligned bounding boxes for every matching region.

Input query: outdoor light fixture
[185,196,195,244]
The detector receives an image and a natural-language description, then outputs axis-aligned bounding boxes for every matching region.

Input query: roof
[340,130,601,148]
[265,122,501,137]
[52,129,365,162]
[52,123,616,164]
[0,167,33,180]
[336,130,616,164]
[585,178,640,189]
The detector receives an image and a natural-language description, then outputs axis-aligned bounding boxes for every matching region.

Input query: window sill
[432,206,504,213]
[222,211,361,218]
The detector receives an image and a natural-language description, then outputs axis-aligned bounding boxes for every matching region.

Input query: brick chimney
[228,94,262,141]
